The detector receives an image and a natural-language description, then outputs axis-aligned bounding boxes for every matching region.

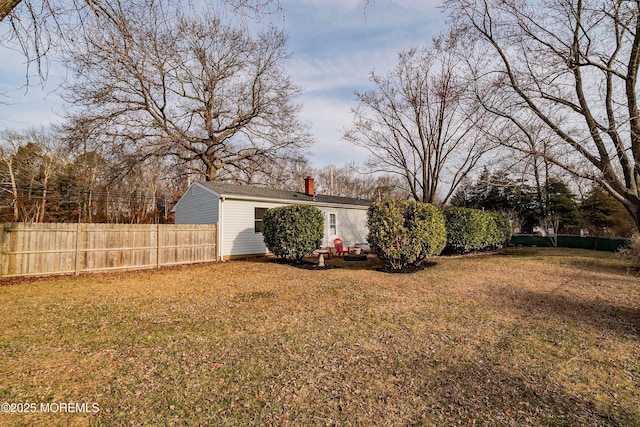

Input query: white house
[173,177,372,259]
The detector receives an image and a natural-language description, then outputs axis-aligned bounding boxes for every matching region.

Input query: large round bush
[263,205,324,262]
[367,200,446,270]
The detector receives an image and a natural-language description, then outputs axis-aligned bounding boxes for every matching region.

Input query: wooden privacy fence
[0,223,218,278]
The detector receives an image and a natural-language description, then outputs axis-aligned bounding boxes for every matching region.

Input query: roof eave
[218,193,370,209]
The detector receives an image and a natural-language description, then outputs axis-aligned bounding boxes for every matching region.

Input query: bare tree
[0,0,279,21]
[446,0,640,227]
[1,0,281,81]
[0,132,22,221]
[0,0,21,21]
[62,1,311,182]
[313,163,410,201]
[344,31,496,205]
[230,154,313,191]
[0,128,67,222]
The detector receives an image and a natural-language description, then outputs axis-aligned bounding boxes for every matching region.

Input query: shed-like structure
[173,179,372,259]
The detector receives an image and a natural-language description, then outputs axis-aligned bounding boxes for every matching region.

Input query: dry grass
[0,247,638,426]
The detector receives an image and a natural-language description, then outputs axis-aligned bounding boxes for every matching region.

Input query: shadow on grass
[296,254,439,273]
[267,258,343,270]
[500,246,633,278]
[244,254,387,271]
[492,287,640,339]
[405,357,630,425]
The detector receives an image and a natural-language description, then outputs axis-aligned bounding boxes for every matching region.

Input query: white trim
[219,196,225,261]
[326,210,338,246]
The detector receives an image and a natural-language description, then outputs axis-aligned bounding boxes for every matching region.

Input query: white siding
[222,201,369,257]
[222,199,287,257]
[320,208,369,247]
[174,185,219,225]
[175,183,371,257]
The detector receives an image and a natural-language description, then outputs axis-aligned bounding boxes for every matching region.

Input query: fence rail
[0,223,218,278]
[510,234,629,252]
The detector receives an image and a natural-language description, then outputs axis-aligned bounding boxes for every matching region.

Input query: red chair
[333,238,349,257]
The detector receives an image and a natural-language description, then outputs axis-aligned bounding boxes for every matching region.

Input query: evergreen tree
[544,178,580,233]
[580,187,635,236]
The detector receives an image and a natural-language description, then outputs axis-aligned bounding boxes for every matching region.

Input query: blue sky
[0,0,446,168]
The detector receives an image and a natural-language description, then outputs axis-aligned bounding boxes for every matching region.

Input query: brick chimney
[304,176,315,196]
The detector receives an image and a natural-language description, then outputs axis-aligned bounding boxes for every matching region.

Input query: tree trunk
[4,158,19,222]
[0,0,22,21]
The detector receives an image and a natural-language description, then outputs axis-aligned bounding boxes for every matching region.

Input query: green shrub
[443,207,510,253]
[263,205,324,262]
[367,200,446,270]
[484,214,501,248]
[492,213,513,246]
[443,207,486,254]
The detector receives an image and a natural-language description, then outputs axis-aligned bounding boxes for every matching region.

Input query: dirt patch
[375,260,438,274]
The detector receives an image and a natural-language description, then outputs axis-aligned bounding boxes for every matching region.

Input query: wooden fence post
[157,224,162,269]
[215,224,219,261]
[0,223,6,278]
[74,223,82,275]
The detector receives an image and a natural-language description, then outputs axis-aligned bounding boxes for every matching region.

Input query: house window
[329,213,337,236]
[255,207,268,233]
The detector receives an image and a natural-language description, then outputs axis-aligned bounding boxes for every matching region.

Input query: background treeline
[0,129,408,224]
[1,127,634,237]
[451,169,635,237]
[0,129,181,224]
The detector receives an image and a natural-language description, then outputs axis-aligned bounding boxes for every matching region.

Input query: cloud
[290,0,361,10]
[287,51,392,95]
[282,0,447,167]
[299,95,370,167]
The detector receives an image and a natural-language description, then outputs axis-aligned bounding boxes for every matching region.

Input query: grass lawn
[0,247,638,426]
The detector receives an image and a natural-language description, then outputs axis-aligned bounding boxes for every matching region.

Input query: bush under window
[262,205,324,263]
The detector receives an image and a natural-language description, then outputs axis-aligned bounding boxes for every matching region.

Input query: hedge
[262,205,324,262]
[367,200,446,270]
[490,212,513,247]
[443,207,511,254]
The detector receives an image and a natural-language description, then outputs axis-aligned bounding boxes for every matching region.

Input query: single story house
[173,177,372,260]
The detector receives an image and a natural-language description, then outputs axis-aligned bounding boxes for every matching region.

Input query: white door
[326,210,338,246]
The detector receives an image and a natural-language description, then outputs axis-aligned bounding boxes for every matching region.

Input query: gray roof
[198,181,372,207]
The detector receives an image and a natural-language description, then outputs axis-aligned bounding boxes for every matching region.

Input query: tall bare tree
[446,0,640,227]
[62,1,311,182]
[344,31,495,205]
